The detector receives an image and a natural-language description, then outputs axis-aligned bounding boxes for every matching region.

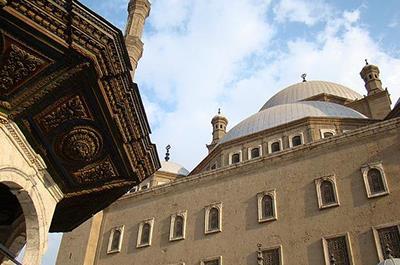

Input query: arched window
[251,147,260,158]
[208,207,219,231]
[323,132,334,138]
[140,223,150,245]
[291,135,302,147]
[174,216,184,238]
[271,141,280,153]
[367,168,385,194]
[321,180,336,205]
[111,229,121,251]
[231,153,240,164]
[262,195,274,219]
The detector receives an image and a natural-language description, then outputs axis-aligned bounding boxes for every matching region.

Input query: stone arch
[0,167,47,265]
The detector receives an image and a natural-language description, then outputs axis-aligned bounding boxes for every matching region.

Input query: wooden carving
[72,157,117,184]
[58,126,102,163]
[36,94,93,132]
[0,44,45,91]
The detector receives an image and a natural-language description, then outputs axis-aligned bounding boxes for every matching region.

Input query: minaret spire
[125,0,151,79]
[206,109,228,153]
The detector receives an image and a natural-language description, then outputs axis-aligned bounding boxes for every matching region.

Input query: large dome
[260,81,362,111]
[159,161,189,176]
[220,101,366,144]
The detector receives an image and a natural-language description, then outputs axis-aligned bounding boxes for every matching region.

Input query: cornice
[191,116,376,175]
[118,117,400,203]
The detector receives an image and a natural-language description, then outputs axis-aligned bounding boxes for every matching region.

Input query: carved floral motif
[0,44,45,91]
[39,95,91,131]
[72,157,117,184]
[59,126,102,162]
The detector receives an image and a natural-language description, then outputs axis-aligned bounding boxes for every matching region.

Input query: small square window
[136,218,154,248]
[169,211,187,241]
[361,162,389,198]
[200,256,222,265]
[257,190,277,223]
[204,203,222,234]
[315,175,340,209]
[373,224,400,261]
[322,233,354,265]
[107,225,124,254]
[257,245,282,265]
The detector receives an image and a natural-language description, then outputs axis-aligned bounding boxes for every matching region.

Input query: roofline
[192,116,375,174]
[117,117,399,203]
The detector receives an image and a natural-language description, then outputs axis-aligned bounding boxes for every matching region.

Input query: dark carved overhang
[0,0,160,232]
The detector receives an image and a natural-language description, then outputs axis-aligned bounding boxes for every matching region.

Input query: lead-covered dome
[220,101,366,144]
[159,161,189,176]
[260,81,362,110]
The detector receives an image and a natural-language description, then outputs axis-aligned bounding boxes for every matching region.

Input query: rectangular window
[261,248,281,265]
[322,234,353,265]
[200,256,222,265]
[373,225,400,260]
[107,225,124,254]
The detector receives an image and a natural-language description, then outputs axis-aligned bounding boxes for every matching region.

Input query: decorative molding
[169,210,187,241]
[314,175,340,209]
[322,232,354,265]
[107,225,124,254]
[9,63,90,118]
[200,256,222,265]
[204,202,222,234]
[136,218,154,248]
[361,161,389,198]
[0,44,45,91]
[257,190,277,223]
[72,157,117,184]
[36,95,92,132]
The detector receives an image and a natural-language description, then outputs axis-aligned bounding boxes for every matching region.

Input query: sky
[39,0,400,264]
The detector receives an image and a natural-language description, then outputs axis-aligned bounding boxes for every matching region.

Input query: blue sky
[40,0,400,264]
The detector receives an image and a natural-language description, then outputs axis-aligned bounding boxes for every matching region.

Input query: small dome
[159,161,189,176]
[377,258,400,265]
[219,101,366,144]
[260,81,362,110]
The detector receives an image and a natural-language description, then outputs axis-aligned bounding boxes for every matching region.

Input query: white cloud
[136,1,400,171]
[273,0,333,26]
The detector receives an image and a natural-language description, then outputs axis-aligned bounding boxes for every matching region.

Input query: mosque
[1,0,399,264]
[55,2,400,265]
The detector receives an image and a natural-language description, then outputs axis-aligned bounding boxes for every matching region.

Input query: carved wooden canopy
[0,0,160,232]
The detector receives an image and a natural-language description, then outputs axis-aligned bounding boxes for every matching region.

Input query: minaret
[360,59,383,95]
[207,109,228,152]
[125,0,151,79]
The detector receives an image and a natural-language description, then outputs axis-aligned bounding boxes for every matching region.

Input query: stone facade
[56,116,400,265]
[0,114,63,265]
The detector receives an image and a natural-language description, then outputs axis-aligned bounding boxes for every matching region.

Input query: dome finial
[165,144,171,161]
[301,73,307,82]
[365,58,369,65]
[218,108,221,115]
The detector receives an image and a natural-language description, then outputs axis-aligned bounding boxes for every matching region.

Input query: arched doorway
[0,169,44,265]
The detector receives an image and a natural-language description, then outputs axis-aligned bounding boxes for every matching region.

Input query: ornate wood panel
[0,0,160,231]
